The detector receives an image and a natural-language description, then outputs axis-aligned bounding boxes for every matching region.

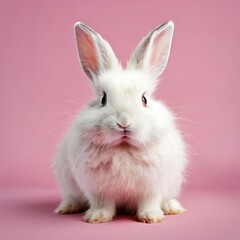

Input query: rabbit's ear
[128,21,174,78]
[74,22,119,81]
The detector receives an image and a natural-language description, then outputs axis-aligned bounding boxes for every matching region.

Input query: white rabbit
[54,21,188,224]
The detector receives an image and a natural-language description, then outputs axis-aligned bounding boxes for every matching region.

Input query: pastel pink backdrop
[1,0,240,240]
[1,0,239,190]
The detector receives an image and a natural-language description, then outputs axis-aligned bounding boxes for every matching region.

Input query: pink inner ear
[150,31,166,68]
[75,27,99,76]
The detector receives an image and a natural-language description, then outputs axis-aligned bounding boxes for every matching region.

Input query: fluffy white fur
[54,21,188,224]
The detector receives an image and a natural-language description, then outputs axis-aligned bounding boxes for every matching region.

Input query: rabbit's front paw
[138,209,164,224]
[84,208,114,223]
[55,198,83,214]
[162,199,185,215]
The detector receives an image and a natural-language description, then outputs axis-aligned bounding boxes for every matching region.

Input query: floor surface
[0,188,240,240]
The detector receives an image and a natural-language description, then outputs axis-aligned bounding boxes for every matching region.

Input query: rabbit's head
[75,21,174,149]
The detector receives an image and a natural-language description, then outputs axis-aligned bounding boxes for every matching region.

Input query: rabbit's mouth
[122,129,131,136]
[120,129,131,139]
[109,129,132,145]
[116,130,138,146]
[121,135,131,143]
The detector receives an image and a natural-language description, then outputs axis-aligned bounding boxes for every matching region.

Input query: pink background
[0,0,240,239]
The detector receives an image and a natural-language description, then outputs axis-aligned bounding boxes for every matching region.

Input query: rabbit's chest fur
[77,144,165,203]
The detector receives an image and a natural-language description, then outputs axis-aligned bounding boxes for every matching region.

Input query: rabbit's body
[55,21,188,223]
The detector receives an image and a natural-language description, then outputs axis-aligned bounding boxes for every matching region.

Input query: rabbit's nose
[117,122,131,129]
[117,112,132,129]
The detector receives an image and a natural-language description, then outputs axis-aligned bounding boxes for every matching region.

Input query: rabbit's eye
[101,92,107,106]
[142,95,147,106]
